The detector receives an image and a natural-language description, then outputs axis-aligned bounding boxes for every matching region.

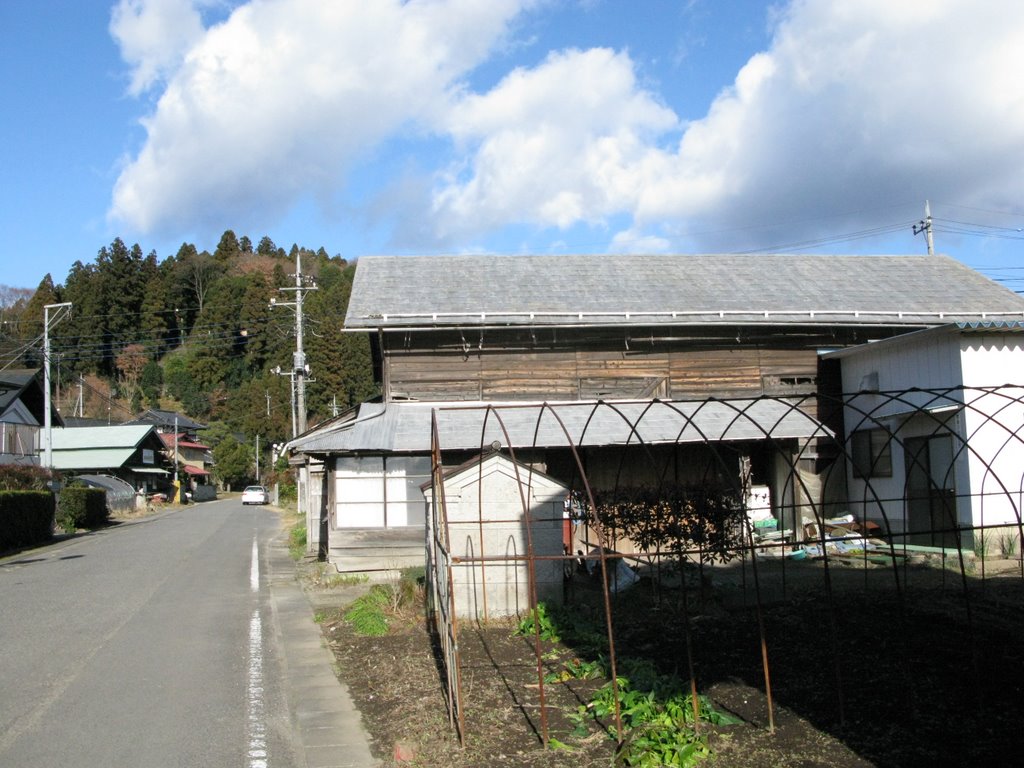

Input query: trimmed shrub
[0,464,55,491]
[0,490,55,550]
[56,486,108,532]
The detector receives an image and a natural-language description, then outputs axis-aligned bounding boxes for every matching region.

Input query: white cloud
[431,0,1024,251]
[609,229,671,254]
[430,47,678,238]
[109,0,530,236]
[639,0,1024,248]
[110,0,1024,255]
[110,0,206,96]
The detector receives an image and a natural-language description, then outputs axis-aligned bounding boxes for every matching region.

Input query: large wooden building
[289,253,1024,572]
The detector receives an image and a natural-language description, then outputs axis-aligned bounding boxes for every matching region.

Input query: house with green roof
[50,424,174,495]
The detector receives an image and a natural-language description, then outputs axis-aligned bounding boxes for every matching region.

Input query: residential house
[1,369,62,466]
[158,432,216,497]
[129,409,207,437]
[289,254,1024,574]
[49,424,174,494]
[128,409,215,499]
[824,320,1024,550]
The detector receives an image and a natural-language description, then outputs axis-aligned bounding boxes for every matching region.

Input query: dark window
[761,373,818,396]
[851,429,892,478]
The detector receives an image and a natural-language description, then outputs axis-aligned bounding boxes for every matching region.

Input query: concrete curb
[266,535,380,768]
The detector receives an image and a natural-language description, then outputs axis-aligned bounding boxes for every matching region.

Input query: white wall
[427,455,567,619]
[837,330,1024,537]
[959,337,1024,532]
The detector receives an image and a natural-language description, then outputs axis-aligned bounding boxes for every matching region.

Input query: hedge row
[0,490,55,551]
[56,486,108,533]
[0,463,54,491]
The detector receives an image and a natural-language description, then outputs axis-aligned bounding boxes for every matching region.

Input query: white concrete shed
[425,453,568,620]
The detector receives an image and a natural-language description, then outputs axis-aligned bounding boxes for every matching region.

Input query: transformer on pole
[270,250,317,437]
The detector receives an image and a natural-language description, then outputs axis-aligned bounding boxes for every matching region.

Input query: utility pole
[270,250,317,436]
[173,415,179,488]
[55,353,61,413]
[255,434,260,484]
[913,200,935,255]
[43,302,72,470]
[272,366,297,438]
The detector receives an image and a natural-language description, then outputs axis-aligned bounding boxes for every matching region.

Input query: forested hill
[0,230,377,459]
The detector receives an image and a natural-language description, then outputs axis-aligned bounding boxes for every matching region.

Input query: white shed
[425,453,568,620]
[825,322,1024,549]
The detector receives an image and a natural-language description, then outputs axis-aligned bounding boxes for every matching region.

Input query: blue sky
[2,0,1023,295]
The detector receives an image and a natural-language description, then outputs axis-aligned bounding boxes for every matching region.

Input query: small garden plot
[320,559,1024,767]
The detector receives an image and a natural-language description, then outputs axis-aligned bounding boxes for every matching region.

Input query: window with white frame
[335,455,430,528]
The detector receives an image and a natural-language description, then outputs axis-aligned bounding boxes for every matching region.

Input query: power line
[731,221,913,255]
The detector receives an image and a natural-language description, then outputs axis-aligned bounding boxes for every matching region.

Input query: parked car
[241,485,269,505]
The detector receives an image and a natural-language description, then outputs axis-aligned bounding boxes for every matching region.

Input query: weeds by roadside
[287,519,306,560]
[343,567,425,636]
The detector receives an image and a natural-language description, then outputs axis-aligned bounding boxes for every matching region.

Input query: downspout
[378,328,389,402]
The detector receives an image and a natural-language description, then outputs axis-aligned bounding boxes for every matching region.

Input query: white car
[241,485,269,505]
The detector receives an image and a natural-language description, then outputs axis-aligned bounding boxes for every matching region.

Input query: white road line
[250,535,260,593]
[247,535,267,768]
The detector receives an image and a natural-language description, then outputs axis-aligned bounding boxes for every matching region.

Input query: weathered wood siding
[384,342,819,404]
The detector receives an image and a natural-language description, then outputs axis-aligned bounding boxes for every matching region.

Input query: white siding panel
[838,331,1024,533]
[960,339,1024,529]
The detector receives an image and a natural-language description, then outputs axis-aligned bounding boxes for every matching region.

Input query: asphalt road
[0,499,300,768]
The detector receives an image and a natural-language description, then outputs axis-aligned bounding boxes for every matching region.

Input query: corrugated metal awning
[955,320,1024,332]
[292,398,828,455]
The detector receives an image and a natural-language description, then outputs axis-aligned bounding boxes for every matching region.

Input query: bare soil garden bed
[307,555,1024,767]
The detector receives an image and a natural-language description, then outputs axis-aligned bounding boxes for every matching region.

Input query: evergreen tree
[97,239,147,363]
[304,263,377,422]
[139,265,172,357]
[56,262,105,375]
[17,274,60,367]
[140,360,163,408]
[15,234,378,434]
[213,230,241,264]
[21,273,59,336]
[239,272,273,373]
[256,236,279,257]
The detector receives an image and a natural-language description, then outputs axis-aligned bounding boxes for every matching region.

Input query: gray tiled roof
[128,409,207,431]
[291,398,827,454]
[0,369,39,412]
[344,254,1024,328]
